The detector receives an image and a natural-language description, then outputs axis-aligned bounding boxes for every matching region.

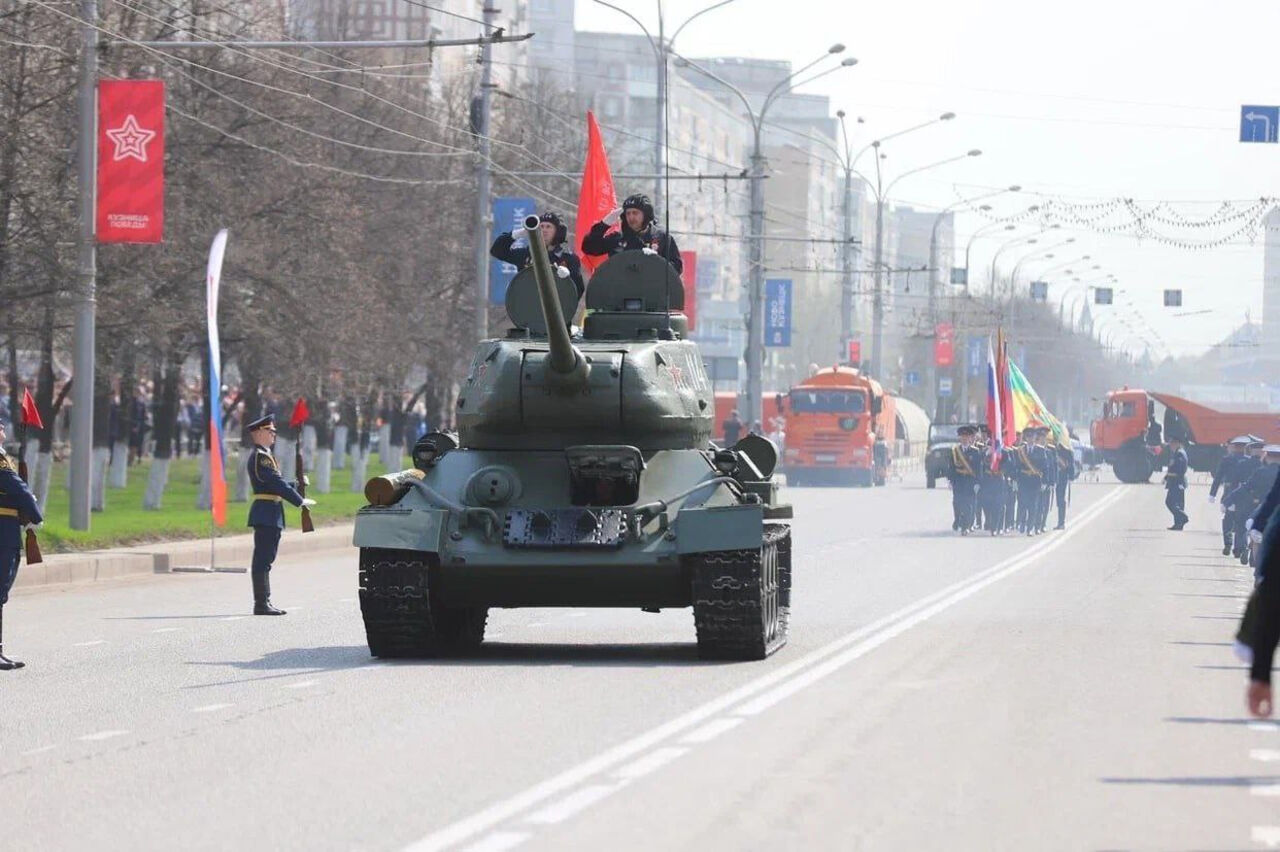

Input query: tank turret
[455,229,712,451]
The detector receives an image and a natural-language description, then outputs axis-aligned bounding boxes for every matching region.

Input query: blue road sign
[1241,105,1280,143]
[938,377,953,397]
[489,196,536,304]
[967,336,985,377]
[765,279,792,347]
[904,371,920,386]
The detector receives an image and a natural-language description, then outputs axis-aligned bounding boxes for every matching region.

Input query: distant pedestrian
[245,414,315,616]
[0,421,42,670]
[1164,434,1189,530]
[723,409,743,446]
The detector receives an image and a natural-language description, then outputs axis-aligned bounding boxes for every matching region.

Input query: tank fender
[675,503,764,555]
[353,507,450,553]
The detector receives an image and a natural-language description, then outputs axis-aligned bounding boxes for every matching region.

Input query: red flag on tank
[575,110,617,275]
[20,388,43,431]
[289,397,310,430]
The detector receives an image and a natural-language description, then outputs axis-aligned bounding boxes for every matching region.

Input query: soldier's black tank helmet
[621,193,655,226]
[537,211,568,247]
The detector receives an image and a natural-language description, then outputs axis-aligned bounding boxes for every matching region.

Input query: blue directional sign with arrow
[1241,105,1280,143]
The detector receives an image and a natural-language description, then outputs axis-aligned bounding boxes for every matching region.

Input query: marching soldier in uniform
[0,421,42,670]
[1164,433,1190,530]
[1001,440,1020,534]
[245,414,315,615]
[1228,440,1267,559]
[946,425,983,535]
[1053,436,1077,530]
[978,434,1006,535]
[1227,445,1280,570]
[1012,426,1043,535]
[1212,436,1251,555]
[1034,427,1057,534]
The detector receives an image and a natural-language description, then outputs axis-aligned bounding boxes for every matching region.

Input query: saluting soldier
[946,425,984,536]
[245,414,315,615]
[1164,433,1190,531]
[490,210,586,302]
[0,421,42,670]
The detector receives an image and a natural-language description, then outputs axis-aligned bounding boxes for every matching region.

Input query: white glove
[1208,494,1216,504]
[555,265,570,279]
[301,498,317,508]
[301,475,311,487]
[641,247,658,256]
[607,206,624,222]
[1250,529,1264,545]
[1221,503,1229,515]
[1246,517,1254,532]
[23,522,41,534]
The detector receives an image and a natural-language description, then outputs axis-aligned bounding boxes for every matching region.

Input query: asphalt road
[3,475,1274,851]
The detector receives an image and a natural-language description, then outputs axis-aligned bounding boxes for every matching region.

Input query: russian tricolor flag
[206,230,228,527]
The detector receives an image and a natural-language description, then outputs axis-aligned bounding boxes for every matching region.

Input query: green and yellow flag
[1007,359,1069,446]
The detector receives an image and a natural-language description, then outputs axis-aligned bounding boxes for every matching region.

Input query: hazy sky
[574,0,1280,358]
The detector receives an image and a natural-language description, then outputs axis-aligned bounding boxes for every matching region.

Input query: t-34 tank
[354,215,792,660]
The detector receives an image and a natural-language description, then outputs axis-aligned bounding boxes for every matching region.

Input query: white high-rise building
[1263,206,1280,366]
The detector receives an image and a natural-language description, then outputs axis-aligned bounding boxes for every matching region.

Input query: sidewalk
[13,524,355,591]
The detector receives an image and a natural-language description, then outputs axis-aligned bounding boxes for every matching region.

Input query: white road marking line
[527,622,548,628]
[678,717,744,745]
[338,598,357,603]
[284,680,317,690]
[78,730,129,742]
[460,832,529,852]
[1253,826,1280,848]
[220,616,247,621]
[611,747,688,781]
[20,745,59,756]
[72,640,105,647]
[1250,722,1280,733]
[403,486,1127,852]
[1252,784,1280,797]
[523,785,621,826]
[566,612,587,618]
[1252,749,1280,762]
[152,627,181,633]
[191,703,234,713]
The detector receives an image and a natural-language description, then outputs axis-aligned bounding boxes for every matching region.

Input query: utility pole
[840,166,855,361]
[472,4,498,343]
[69,0,98,531]
[745,132,766,429]
[653,12,666,204]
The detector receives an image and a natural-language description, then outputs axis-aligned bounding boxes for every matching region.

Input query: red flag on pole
[574,110,618,274]
[20,388,43,431]
[997,328,1016,448]
[289,397,311,430]
[97,79,165,244]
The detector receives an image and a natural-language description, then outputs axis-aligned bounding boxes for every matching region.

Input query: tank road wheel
[358,547,488,658]
[690,524,791,661]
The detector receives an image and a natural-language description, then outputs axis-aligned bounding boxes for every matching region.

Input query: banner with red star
[97,79,165,244]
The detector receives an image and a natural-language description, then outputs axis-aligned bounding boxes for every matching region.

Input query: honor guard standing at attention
[581,193,684,272]
[490,210,586,303]
[0,420,42,670]
[246,414,315,615]
[1212,436,1251,555]
[1164,433,1190,530]
[1053,436,1077,530]
[946,425,984,535]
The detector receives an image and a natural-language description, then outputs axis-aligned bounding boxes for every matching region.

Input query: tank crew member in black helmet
[490,211,585,301]
[581,193,683,273]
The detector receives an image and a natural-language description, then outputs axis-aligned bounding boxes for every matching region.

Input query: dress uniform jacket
[0,448,42,606]
[247,445,304,528]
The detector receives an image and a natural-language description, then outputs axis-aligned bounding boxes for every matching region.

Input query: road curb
[13,524,355,591]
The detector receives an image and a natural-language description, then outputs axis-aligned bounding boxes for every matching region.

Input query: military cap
[1249,440,1266,450]
[1249,434,1265,443]
[957,424,977,436]
[246,413,277,432]
[1229,435,1252,446]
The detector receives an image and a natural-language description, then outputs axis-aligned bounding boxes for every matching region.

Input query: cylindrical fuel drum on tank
[364,469,426,506]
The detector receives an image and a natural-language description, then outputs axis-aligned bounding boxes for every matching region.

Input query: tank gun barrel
[523,215,587,384]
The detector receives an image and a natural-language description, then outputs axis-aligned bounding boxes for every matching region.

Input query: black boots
[252,572,286,616]
[0,606,24,670]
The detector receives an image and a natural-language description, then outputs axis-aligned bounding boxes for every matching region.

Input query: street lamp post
[868,146,982,379]
[675,48,855,428]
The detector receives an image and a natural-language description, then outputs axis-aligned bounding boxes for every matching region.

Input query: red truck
[1090,387,1280,482]
[779,367,896,487]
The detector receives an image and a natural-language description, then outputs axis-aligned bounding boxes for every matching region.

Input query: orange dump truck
[1090,387,1280,482]
[780,367,896,487]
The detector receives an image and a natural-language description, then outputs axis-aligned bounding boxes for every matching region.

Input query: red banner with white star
[97,79,164,244]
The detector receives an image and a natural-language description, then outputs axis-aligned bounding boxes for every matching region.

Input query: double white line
[409,485,1129,852]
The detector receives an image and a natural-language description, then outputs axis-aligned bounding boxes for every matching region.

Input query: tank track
[358,547,487,658]
[690,524,791,661]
